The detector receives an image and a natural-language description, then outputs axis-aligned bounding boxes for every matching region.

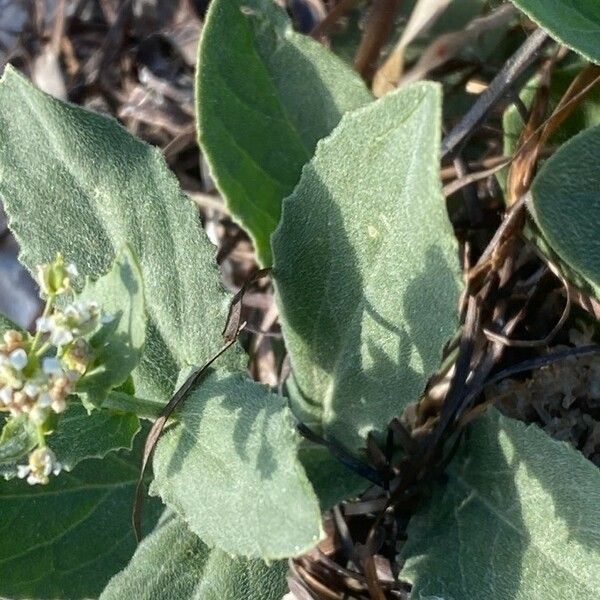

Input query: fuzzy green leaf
[272,83,462,453]
[151,371,323,559]
[197,0,371,264]
[76,246,146,408]
[0,67,323,562]
[101,514,288,600]
[400,409,600,599]
[510,1,600,64]
[50,403,140,470]
[0,66,239,408]
[0,415,36,465]
[529,124,600,297]
[0,441,162,599]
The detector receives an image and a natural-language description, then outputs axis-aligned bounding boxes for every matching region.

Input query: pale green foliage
[49,404,139,470]
[529,125,600,297]
[101,514,288,600]
[272,82,462,453]
[0,67,322,562]
[197,0,371,264]
[151,371,322,559]
[510,0,600,63]
[0,66,239,408]
[400,409,600,599]
[0,443,162,599]
[75,246,146,408]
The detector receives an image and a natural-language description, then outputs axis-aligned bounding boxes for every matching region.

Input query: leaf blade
[0,66,239,407]
[197,0,372,264]
[272,82,462,452]
[151,371,323,559]
[101,514,288,600]
[0,441,162,599]
[400,409,600,599]
[510,0,600,64]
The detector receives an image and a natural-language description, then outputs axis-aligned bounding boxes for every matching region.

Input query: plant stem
[30,295,55,354]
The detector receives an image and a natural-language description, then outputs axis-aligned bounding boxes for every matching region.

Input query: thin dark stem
[442,28,548,159]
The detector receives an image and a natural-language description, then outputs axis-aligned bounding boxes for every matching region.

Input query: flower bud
[37,254,78,296]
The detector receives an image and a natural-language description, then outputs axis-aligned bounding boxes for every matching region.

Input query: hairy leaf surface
[151,371,323,559]
[101,514,288,600]
[76,246,146,408]
[529,124,600,297]
[400,409,600,599]
[0,68,322,561]
[0,443,161,599]
[272,83,462,452]
[0,66,238,407]
[510,1,600,63]
[197,0,371,264]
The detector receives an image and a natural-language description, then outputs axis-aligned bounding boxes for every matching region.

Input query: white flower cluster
[0,330,75,422]
[0,255,112,485]
[17,447,62,486]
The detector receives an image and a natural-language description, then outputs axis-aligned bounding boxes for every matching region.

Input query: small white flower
[17,464,30,479]
[66,263,79,278]
[18,447,61,485]
[0,386,13,405]
[42,357,63,376]
[36,316,54,333]
[51,397,67,414]
[38,392,52,407]
[29,405,47,425]
[23,382,40,398]
[50,328,73,347]
[9,349,27,371]
[100,313,115,324]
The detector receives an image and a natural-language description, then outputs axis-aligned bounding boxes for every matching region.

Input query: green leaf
[101,514,288,600]
[529,124,600,297]
[76,245,146,408]
[298,444,368,510]
[400,409,600,599]
[0,440,162,599]
[0,65,239,408]
[272,82,462,453]
[151,371,323,559]
[50,403,140,470]
[0,415,36,465]
[510,0,600,64]
[197,0,372,264]
[0,66,323,562]
[0,313,18,334]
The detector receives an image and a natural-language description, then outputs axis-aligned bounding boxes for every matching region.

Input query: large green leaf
[197,0,371,264]
[0,65,239,408]
[0,440,162,599]
[151,371,322,559]
[76,245,146,408]
[400,409,600,598]
[529,124,600,297]
[272,82,462,453]
[101,514,288,600]
[510,1,600,64]
[0,67,323,561]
